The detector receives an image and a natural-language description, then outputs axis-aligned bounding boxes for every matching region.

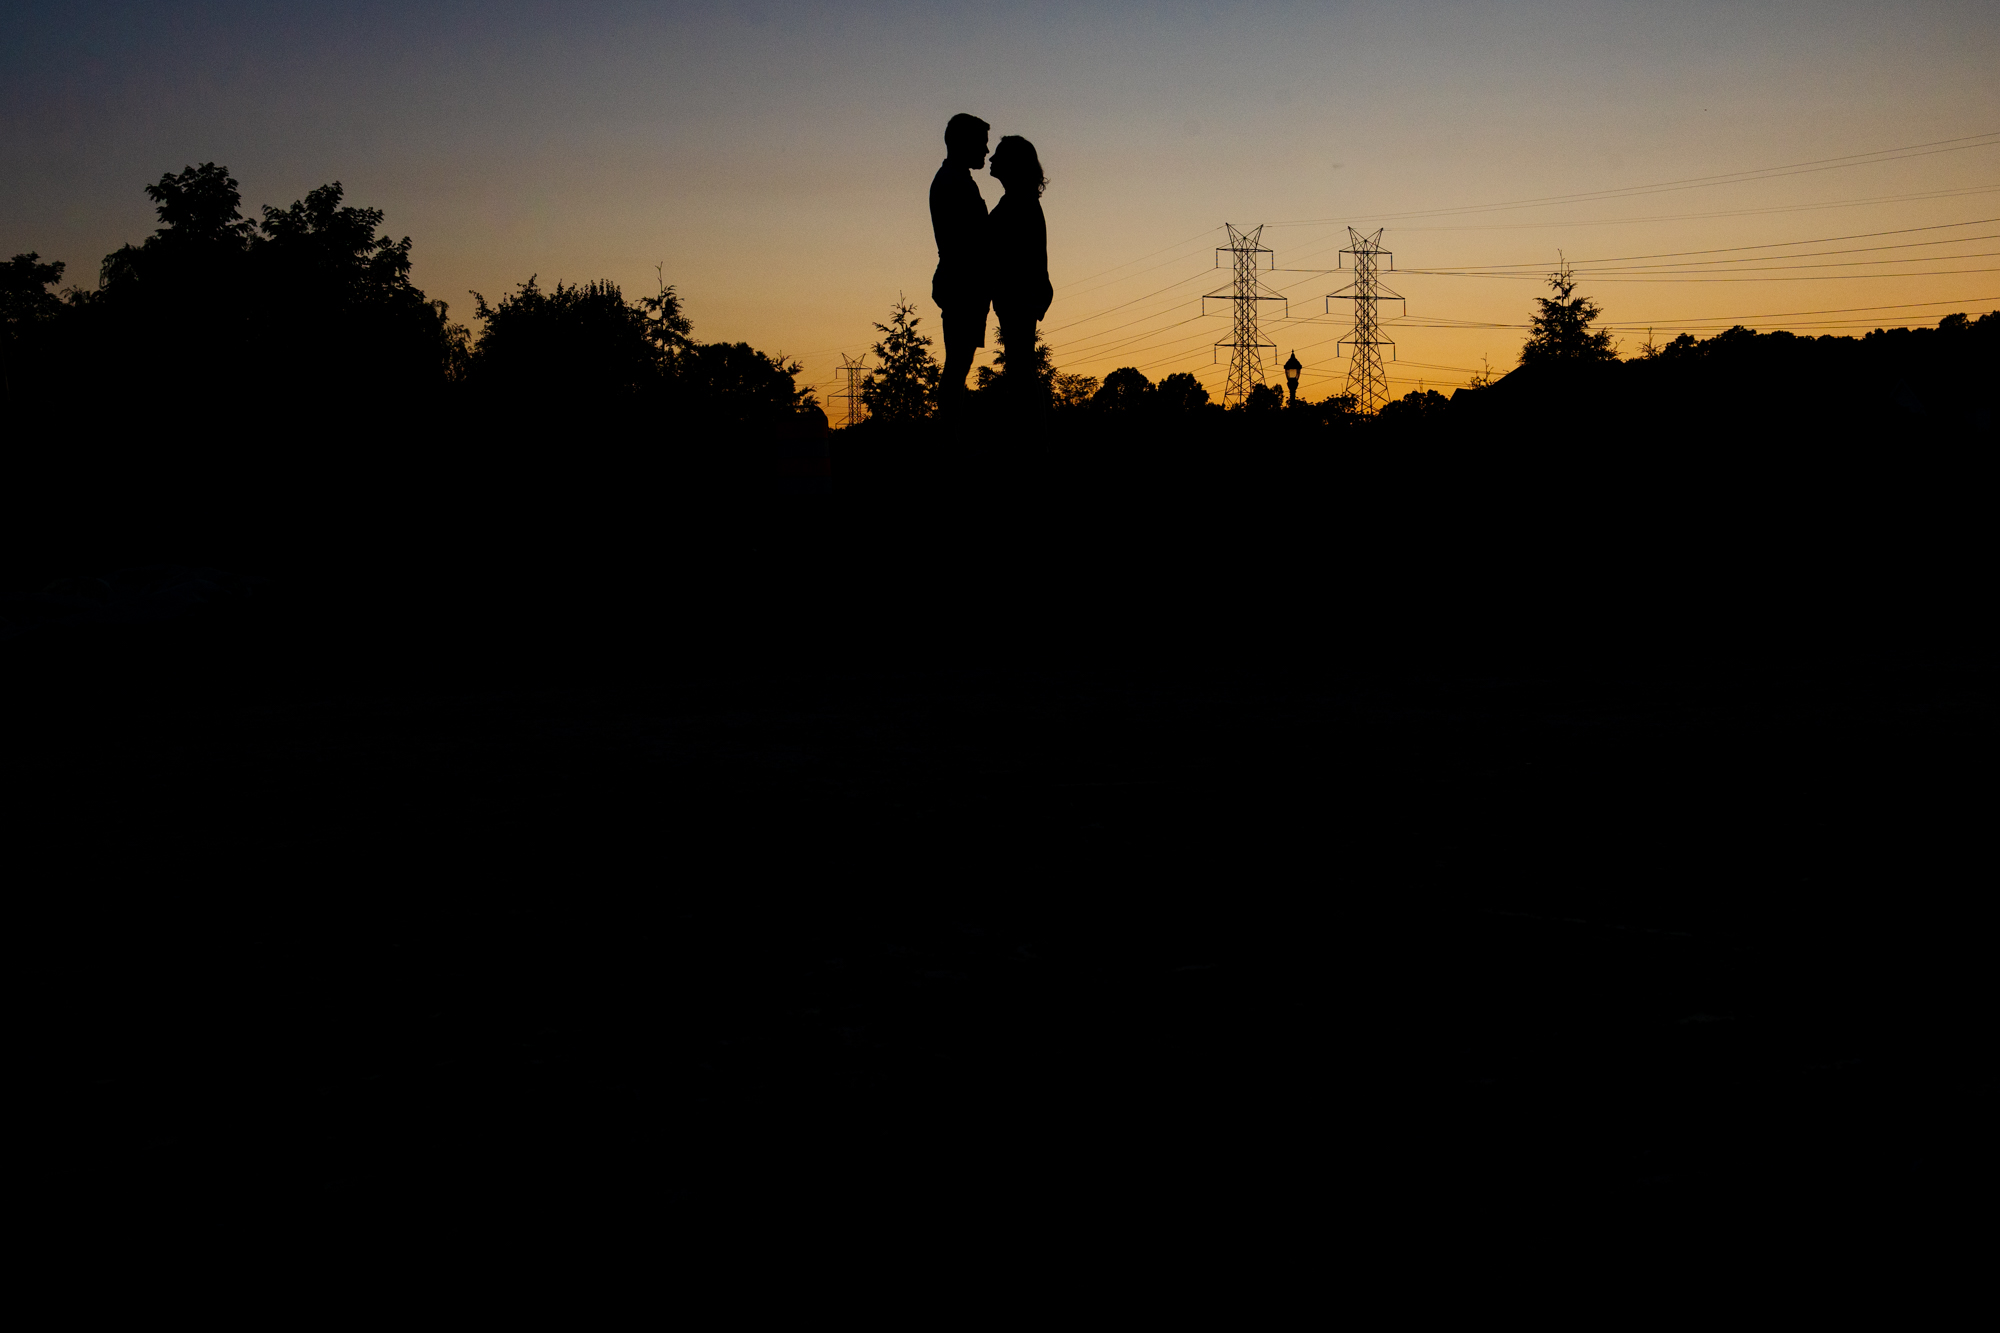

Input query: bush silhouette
[470,276,664,399]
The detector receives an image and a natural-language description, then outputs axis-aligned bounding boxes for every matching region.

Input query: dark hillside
[12,397,1987,1223]
[6,182,1992,1222]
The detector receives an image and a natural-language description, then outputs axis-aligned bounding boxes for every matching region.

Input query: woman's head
[989,135,1048,197]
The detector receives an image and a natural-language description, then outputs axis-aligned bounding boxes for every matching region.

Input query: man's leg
[941,328,976,403]
[938,303,986,411]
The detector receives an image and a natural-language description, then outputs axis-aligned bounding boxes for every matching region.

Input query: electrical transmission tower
[1325,228,1405,415]
[832,353,869,428]
[1202,224,1287,406]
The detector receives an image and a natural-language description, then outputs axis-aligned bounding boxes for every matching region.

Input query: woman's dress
[987,192,1053,337]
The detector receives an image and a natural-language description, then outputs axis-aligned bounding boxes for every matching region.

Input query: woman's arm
[1032,200,1053,321]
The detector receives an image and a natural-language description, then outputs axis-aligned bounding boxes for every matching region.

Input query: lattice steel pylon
[1202,224,1287,406]
[832,353,869,428]
[1325,228,1405,415]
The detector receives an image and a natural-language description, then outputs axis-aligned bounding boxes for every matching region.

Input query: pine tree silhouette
[861,295,941,422]
[1519,260,1617,364]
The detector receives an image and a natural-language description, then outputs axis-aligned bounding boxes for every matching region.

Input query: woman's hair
[994,135,1049,197]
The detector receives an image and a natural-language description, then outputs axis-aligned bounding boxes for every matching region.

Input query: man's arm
[933,169,987,263]
[928,167,950,254]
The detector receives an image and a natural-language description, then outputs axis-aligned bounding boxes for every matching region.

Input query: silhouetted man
[930,113,991,408]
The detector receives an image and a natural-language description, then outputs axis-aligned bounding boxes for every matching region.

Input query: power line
[1411,245,2000,276]
[1265,131,2000,227]
[1203,224,1284,405]
[1047,276,1996,383]
[1277,295,1996,367]
[1054,313,1208,363]
[1083,319,1235,370]
[1043,266,1213,336]
[1054,226,1220,293]
[1040,269,1996,382]
[1363,294,2000,326]
[1583,249,2000,274]
[915,181,2000,384]
[1036,197,1998,377]
[1047,289,1210,352]
[1414,266,2000,283]
[832,353,868,428]
[1119,326,1237,371]
[1048,232,1359,377]
[1325,228,1402,414]
[1415,218,2000,270]
[1607,295,2000,322]
[1382,183,2000,231]
[1012,140,2000,390]
[1055,249,1219,306]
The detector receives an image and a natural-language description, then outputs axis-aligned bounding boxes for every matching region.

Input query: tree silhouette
[470,276,665,396]
[259,183,416,299]
[1519,261,1616,365]
[1378,387,1450,426]
[861,295,940,423]
[3,253,65,324]
[640,265,693,356]
[2,252,66,403]
[76,165,470,409]
[90,163,260,404]
[1052,371,1098,410]
[466,268,817,429]
[421,300,468,383]
[18,156,1993,483]
[256,182,451,396]
[675,340,818,426]
[147,163,258,245]
[99,163,256,292]
[1154,372,1211,415]
[1241,383,1285,414]
[1091,367,1152,412]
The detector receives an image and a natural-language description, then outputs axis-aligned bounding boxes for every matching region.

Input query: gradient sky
[6,1,1998,404]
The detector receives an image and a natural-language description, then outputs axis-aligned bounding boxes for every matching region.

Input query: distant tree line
[1,163,824,447]
[5,163,1993,473]
[844,258,1994,453]
[854,293,1343,431]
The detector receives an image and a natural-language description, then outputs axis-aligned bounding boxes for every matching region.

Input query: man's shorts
[941,300,989,351]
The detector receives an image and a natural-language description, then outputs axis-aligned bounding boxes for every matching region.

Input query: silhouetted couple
[930,113,1053,415]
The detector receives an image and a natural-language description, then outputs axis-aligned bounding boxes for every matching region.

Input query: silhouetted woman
[986,135,1053,409]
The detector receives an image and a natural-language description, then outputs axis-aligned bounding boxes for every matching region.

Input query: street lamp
[1283,350,1302,404]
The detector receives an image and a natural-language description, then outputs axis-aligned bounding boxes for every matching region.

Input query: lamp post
[1283,350,1302,405]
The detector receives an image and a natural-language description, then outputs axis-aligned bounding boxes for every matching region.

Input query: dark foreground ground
[9,438,1989,1228]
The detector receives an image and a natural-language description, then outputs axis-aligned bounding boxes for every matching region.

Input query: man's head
[944,113,991,168]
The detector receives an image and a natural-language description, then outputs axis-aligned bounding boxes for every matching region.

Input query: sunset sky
[6,1,1998,405]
